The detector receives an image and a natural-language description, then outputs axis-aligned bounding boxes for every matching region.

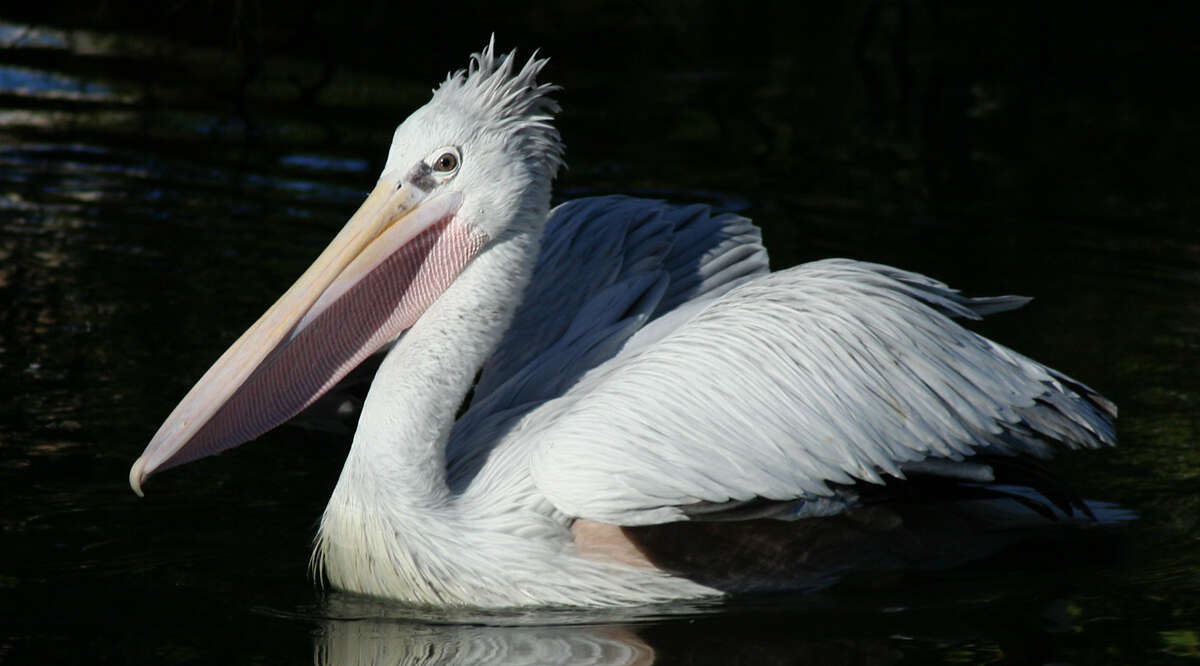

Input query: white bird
[129,41,1116,608]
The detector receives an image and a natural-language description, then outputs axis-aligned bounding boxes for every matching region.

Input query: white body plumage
[132,41,1116,608]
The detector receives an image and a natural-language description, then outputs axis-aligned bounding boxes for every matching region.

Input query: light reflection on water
[280,154,371,174]
[0,64,117,98]
[0,10,1198,666]
[297,595,717,666]
[315,622,654,666]
[0,23,69,49]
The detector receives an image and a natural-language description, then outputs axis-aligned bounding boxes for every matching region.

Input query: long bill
[129,180,488,495]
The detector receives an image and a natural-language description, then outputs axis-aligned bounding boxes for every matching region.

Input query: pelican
[130,41,1116,607]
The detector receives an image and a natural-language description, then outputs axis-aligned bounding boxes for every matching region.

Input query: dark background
[2,2,1199,664]
[4,1,1197,224]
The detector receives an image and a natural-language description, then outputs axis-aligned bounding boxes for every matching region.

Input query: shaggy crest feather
[431,36,565,178]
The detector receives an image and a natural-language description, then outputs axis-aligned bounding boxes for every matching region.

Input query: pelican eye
[433,152,459,172]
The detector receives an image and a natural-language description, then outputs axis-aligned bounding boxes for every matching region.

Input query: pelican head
[130,40,564,494]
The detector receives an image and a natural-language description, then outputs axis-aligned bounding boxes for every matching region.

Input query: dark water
[2,4,1199,664]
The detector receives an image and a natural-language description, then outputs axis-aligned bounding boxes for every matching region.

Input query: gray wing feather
[529,259,1116,526]
[446,196,769,486]
[470,196,767,407]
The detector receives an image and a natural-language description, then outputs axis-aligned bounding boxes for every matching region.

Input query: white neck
[312,208,719,607]
[312,219,547,601]
[335,225,541,503]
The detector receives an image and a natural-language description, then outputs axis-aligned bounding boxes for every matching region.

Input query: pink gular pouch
[130,184,488,494]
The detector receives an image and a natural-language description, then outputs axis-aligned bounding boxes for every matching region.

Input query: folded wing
[447,195,769,487]
[530,259,1116,525]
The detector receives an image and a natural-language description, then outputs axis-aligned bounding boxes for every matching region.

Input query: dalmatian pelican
[129,40,1116,607]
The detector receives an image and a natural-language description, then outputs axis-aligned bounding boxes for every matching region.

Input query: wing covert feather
[447,196,769,487]
[529,259,1116,526]
[470,196,767,407]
